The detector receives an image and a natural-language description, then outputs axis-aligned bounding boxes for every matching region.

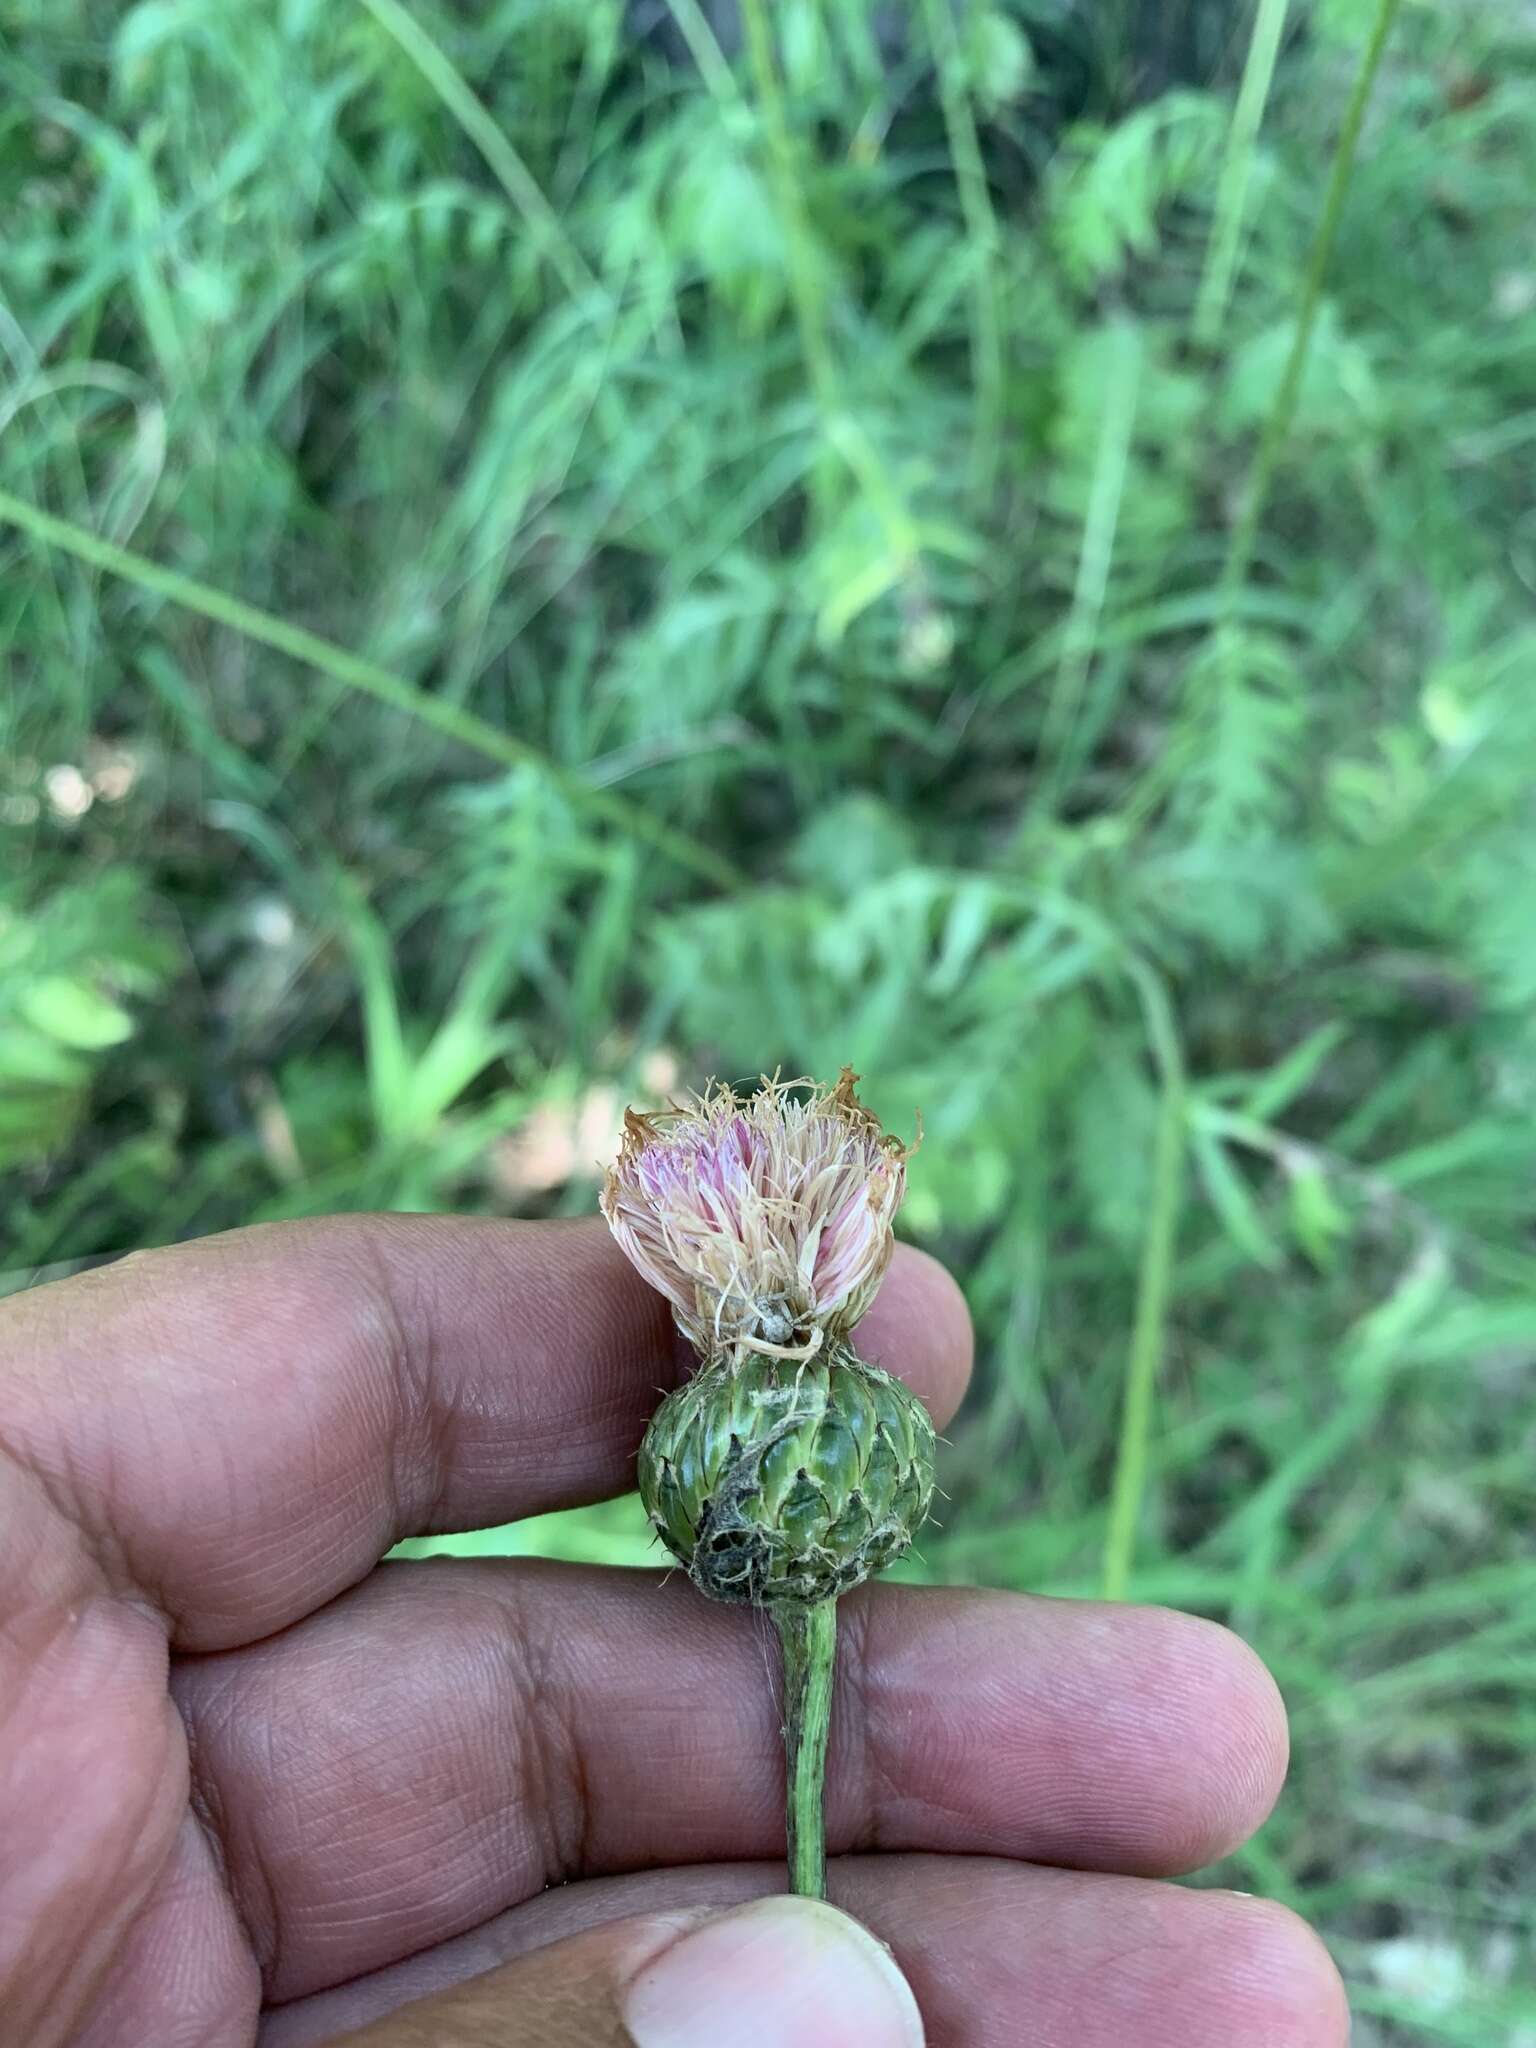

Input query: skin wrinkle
[245,1698,294,1991]
[110,1249,274,1634]
[255,1858,1348,2048]
[0,1216,1348,2045]
[9,1234,378,1645]
[178,1583,573,2001]
[834,1591,890,1858]
[361,1228,455,1544]
[0,1432,100,1628]
[0,1603,183,2041]
[182,1689,278,1992]
[391,1224,685,1527]
[295,1763,504,1936]
[75,1815,258,2048]
[169,1559,1291,2007]
[0,1407,149,1626]
[193,1666,289,1985]
[479,1573,589,1893]
[858,1594,990,1852]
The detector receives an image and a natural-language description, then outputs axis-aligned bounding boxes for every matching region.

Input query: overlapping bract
[603,1066,933,1609]
[639,1347,937,1606]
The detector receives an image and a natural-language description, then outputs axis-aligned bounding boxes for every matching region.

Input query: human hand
[0,1217,1346,2046]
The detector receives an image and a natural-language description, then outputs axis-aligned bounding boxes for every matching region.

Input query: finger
[260,1858,1348,2048]
[174,1565,1287,2001]
[0,1216,970,1649]
[306,1898,922,2048]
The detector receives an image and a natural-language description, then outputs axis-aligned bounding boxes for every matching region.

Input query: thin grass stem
[0,489,744,892]
[918,0,1006,493]
[738,0,839,418]
[1194,0,1294,349]
[1220,0,1404,607]
[356,0,598,304]
[1101,962,1187,1601]
[1036,322,1142,816]
[736,0,916,585]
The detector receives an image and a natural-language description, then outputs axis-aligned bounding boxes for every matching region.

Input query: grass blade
[1101,961,1187,1601]
[1194,0,1294,348]
[1221,0,1406,606]
[354,0,597,304]
[0,489,744,890]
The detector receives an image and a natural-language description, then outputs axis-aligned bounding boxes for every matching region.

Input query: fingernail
[622,1895,925,2048]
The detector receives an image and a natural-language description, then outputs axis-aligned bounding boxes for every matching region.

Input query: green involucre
[638,1345,936,1607]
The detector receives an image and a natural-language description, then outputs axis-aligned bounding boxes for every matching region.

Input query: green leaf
[964,10,1034,112]
[1288,1163,1349,1271]
[1049,95,1224,289]
[1192,1124,1282,1269]
[1240,1022,1348,1122]
[1222,301,1380,437]
[0,1027,90,1088]
[1070,1041,1158,1249]
[19,977,136,1051]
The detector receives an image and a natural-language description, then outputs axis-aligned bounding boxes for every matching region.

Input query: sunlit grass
[5,3,1536,2036]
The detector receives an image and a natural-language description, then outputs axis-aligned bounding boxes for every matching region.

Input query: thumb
[332,1895,926,2048]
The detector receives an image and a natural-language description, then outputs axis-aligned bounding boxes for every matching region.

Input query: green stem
[1129,0,1402,833]
[1035,320,1142,819]
[774,1599,837,1899]
[918,0,1006,494]
[356,0,597,304]
[1101,962,1187,1601]
[0,489,744,893]
[736,0,915,577]
[1193,0,1293,349]
[661,0,745,113]
[738,0,839,418]
[1220,0,1403,607]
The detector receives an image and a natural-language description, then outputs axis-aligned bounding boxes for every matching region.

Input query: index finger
[0,1215,971,1649]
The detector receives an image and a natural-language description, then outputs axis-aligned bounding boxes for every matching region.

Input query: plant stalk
[1101,961,1187,1601]
[774,1598,838,1898]
[736,0,916,582]
[738,0,839,420]
[1219,0,1403,608]
[1193,0,1293,348]
[918,0,1005,494]
[0,489,744,892]
[356,0,597,304]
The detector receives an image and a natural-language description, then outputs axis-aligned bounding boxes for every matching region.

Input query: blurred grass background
[4,0,1536,2036]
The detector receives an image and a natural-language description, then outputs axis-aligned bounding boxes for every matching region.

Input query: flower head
[600,1068,910,1363]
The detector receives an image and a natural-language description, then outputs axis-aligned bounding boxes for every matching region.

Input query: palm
[2,1217,1340,2047]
